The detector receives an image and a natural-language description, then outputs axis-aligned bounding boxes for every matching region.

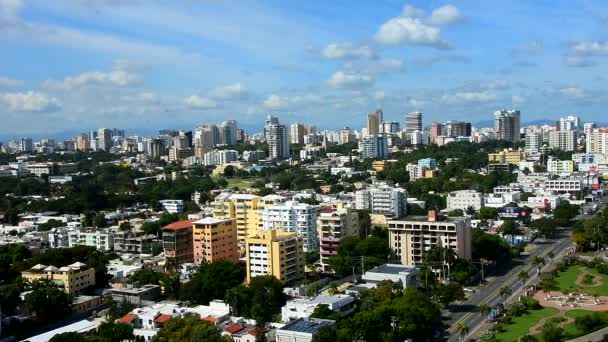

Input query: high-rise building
[410,130,428,145]
[388,211,472,265]
[366,110,383,136]
[290,122,305,145]
[192,217,239,265]
[97,128,113,151]
[584,123,596,136]
[558,116,581,133]
[355,185,407,218]
[265,114,279,141]
[405,112,422,134]
[317,207,359,271]
[162,220,195,266]
[548,130,577,152]
[75,134,89,151]
[211,193,261,245]
[494,110,521,143]
[381,121,400,134]
[268,120,290,160]
[430,122,443,144]
[20,137,33,153]
[245,230,304,284]
[447,121,472,137]
[147,138,164,159]
[359,134,388,159]
[586,129,608,158]
[340,127,354,144]
[220,120,238,146]
[525,133,542,153]
[262,201,318,252]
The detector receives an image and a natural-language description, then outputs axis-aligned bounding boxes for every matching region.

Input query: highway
[444,230,574,341]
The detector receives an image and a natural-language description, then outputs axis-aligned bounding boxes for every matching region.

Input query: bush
[583,274,595,285]
[575,313,604,332]
[520,296,542,310]
[509,302,527,317]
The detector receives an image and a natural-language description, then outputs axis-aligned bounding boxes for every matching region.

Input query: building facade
[162,220,195,266]
[245,230,304,284]
[192,217,239,265]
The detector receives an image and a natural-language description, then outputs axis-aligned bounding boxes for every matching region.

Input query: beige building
[387,211,472,265]
[192,217,239,265]
[22,262,96,295]
[245,230,304,284]
[211,193,261,244]
[317,207,359,271]
[488,148,527,165]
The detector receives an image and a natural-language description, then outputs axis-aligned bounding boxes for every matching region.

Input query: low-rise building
[68,228,114,251]
[547,160,574,174]
[22,262,96,295]
[113,230,158,254]
[159,200,184,214]
[104,284,162,306]
[281,295,355,323]
[446,190,484,212]
[275,318,336,342]
[488,149,527,164]
[361,264,419,288]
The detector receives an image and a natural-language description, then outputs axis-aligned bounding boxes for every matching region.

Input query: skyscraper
[381,121,400,134]
[268,118,290,160]
[290,122,305,144]
[359,134,388,159]
[447,121,472,137]
[265,114,279,141]
[430,122,443,144]
[558,116,581,133]
[405,112,422,133]
[20,137,33,153]
[494,110,521,143]
[220,120,238,146]
[366,110,383,136]
[97,128,113,151]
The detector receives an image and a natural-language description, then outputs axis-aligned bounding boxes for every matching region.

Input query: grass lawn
[212,176,259,189]
[562,310,608,339]
[555,265,608,296]
[493,307,559,342]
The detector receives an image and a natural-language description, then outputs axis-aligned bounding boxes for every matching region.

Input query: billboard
[498,207,528,220]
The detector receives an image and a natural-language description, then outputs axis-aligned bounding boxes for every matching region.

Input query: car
[464,287,476,293]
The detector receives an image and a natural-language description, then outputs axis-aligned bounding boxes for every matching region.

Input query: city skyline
[1,1,607,137]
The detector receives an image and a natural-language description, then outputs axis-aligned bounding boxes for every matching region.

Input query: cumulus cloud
[566,56,596,68]
[375,16,450,49]
[262,93,323,110]
[183,95,217,109]
[327,70,374,89]
[322,42,377,60]
[570,41,608,56]
[408,98,427,108]
[441,91,496,104]
[208,82,249,99]
[559,86,585,99]
[0,0,22,24]
[0,91,61,112]
[44,60,140,90]
[263,94,283,109]
[0,76,23,87]
[428,5,465,25]
[402,4,425,18]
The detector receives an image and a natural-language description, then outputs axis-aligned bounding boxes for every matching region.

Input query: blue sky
[0,0,607,138]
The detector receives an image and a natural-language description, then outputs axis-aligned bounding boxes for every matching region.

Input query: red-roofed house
[201,316,220,325]
[153,314,172,325]
[223,323,244,334]
[117,313,138,325]
[162,219,195,265]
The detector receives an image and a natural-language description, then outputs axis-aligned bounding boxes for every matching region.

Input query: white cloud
[327,70,374,89]
[428,5,465,25]
[566,56,596,68]
[481,80,510,90]
[402,4,425,18]
[0,76,23,87]
[408,98,427,108]
[44,60,140,90]
[0,0,22,23]
[441,91,496,104]
[375,16,449,49]
[559,86,585,99]
[184,95,217,109]
[0,91,61,112]
[511,95,525,104]
[208,82,249,99]
[373,91,385,101]
[322,42,376,60]
[570,42,608,56]
[263,94,284,109]
[262,93,323,110]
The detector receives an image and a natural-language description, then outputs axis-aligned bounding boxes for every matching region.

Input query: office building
[317,207,359,271]
[340,127,354,144]
[494,110,521,143]
[410,130,428,145]
[548,130,577,152]
[366,110,383,136]
[268,121,290,160]
[359,134,388,159]
[525,133,542,153]
[381,121,400,134]
[446,190,485,212]
[192,217,239,265]
[97,128,113,151]
[220,120,237,146]
[162,220,195,266]
[20,137,33,152]
[558,116,581,133]
[22,262,96,295]
[264,114,279,141]
[262,201,318,252]
[430,122,443,144]
[148,139,164,159]
[405,111,422,134]
[290,122,306,145]
[446,121,472,137]
[245,230,304,284]
[68,228,114,252]
[387,211,472,265]
[355,185,407,218]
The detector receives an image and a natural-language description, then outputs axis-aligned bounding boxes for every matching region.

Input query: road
[444,230,574,341]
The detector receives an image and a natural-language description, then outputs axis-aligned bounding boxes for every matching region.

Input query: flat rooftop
[279,318,335,334]
[366,264,418,275]
[388,215,467,223]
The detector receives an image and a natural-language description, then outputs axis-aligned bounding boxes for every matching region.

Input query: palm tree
[499,286,513,302]
[531,256,545,274]
[455,322,469,342]
[518,270,530,285]
[479,303,491,320]
[328,282,339,295]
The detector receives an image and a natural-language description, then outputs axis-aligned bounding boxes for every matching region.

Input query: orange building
[193,217,239,265]
[162,219,195,266]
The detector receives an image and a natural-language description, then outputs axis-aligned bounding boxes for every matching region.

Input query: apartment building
[387,211,472,265]
[211,193,261,244]
[161,220,195,266]
[406,164,426,181]
[548,130,577,152]
[245,230,304,284]
[586,129,608,158]
[68,228,114,252]
[547,160,574,174]
[192,217,239,265]
[488,149,527,164]
[113,230,158,255]
[446,190,484,212]
[355,185,407,219]
[262,201,319,252]
[22,262,96,295]
[544,179,583,192]
[159,200,184,214]
[317,208,359,271]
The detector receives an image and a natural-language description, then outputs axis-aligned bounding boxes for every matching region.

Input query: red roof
[117,313,138,324]
[223,324,245,334]
[202,316,219,324]
[320,208,336,214]
[154,314,172,324]
[162,219,195,230]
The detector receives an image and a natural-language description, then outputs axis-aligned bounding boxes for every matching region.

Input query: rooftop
[162,219,195,230]
[279,318,335,334]
[388,215,467,223]
[366,264,418,275]
[193,217,233,225]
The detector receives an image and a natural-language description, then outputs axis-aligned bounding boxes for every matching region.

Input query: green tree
[479,303,491,320]
[180,260,244,305]
[49,332,88,342]
[448,209,464,217]
[478,207,498,220]
[119,221,132,231]
[38,219,65,231]
[25,286,71,322]
[455,323,469,342]
[141,221,162,236]
[517,270,530,285]
[435,283,465,308]
[500,221,520,243]
[310,304,341,321]
[225,275,285,322]
[499,286,512,302]
[129,268,162,285]
[92,213,106,228]
[312,326,337,342]
[96,321,135,342]
[151,314,232,342]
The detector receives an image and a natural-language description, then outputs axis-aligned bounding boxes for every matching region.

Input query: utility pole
[361,257,365,275]
[391,316,397,332]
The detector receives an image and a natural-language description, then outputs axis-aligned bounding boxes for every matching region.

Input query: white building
[68,228,114,252]
[548,130,577,152]
[406,163,426,181]
[559,115,581,133]
[359,134,388,159]
[446,190,484,212]
[48,227,70,248]
[262,201,319,252]
[586,129,608,158]
[547,160,574,174]
[355,185,407,218]
[544,179,583,192]
[484,192,521,208]
[525,133,542,153]
[300,146,322,161]
[159,200,184,214]
[203,150,238,166]
[361,264,419,288]
[276,319,336,342]
[268,120,290,160]
[281,295,355,323]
